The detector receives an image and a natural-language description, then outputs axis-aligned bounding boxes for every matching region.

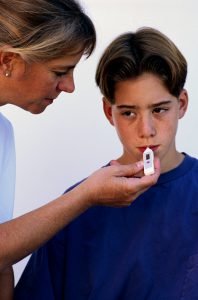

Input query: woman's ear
[178,89,188,119]
[0,50,17,76]
[103,97,115,126]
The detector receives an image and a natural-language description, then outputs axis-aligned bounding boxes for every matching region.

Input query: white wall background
[1,0,198,284]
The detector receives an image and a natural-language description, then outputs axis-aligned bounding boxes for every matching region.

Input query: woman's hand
[81,157,160,207]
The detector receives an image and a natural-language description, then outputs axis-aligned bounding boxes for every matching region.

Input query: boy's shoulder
[184,153,198,171]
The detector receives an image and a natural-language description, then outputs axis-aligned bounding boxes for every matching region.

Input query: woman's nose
[57,75,75,93]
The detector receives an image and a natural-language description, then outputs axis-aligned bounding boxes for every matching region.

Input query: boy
[14,27,198,300]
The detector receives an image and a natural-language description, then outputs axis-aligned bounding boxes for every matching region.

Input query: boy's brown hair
[96,27,187,103]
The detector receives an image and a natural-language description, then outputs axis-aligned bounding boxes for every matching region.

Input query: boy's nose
[138,115,156,138]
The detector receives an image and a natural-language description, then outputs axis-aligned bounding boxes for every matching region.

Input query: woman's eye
[54,71,68,77]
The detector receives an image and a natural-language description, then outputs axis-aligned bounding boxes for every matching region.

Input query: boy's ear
[178,89,188,119]
[103,97,114,126]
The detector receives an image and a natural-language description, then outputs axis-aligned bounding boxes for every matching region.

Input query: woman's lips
[43,98,54,105]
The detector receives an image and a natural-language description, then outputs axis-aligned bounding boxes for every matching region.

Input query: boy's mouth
[138,145,159,153]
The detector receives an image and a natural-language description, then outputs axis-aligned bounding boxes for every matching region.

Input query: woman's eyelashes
[53,67,74,77]
[54,71,69,77]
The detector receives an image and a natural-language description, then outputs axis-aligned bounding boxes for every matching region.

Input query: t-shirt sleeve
[0,113,16,223]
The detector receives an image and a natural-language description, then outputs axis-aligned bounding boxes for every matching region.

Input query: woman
[0,0,160,298]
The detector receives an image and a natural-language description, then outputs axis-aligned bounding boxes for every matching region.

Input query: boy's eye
[121,111,135,117]
[153,107,168,114]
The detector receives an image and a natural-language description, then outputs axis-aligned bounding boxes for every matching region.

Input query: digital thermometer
[143,147,155,175]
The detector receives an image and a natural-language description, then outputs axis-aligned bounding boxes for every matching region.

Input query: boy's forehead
[114,100,173,110]
[114,73,165,91]
[113,73,173,105]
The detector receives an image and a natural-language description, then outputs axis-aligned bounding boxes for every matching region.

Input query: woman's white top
[0,113,15,223]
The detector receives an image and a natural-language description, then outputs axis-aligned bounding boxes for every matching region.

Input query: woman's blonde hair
[0,0,96,62]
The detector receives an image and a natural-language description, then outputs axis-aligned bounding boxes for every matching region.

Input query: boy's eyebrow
[116,104,136,109]
[116,100,173,109]
[150,100,172,108]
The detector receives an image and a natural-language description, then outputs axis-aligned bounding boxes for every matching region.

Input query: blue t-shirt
[14,154,198,300]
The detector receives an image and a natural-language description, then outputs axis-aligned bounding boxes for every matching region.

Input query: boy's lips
[138,145,159,153]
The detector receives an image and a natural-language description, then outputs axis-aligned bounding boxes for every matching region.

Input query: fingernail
[136,161,144,168]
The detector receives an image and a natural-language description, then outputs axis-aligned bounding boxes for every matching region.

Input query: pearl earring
[5,71,11,77]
